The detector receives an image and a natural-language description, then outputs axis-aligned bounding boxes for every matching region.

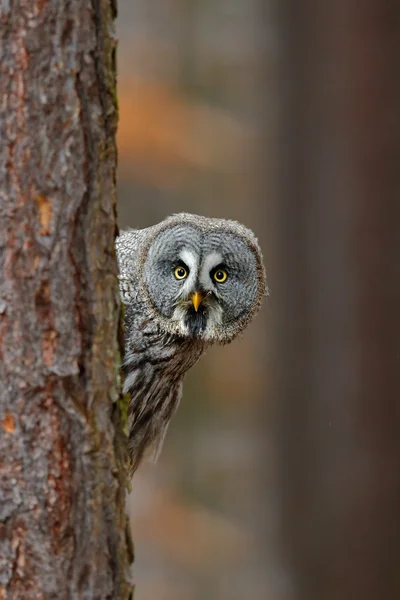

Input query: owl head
[136,213,267,344]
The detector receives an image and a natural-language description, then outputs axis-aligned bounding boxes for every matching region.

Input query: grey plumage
[116,213,267,474]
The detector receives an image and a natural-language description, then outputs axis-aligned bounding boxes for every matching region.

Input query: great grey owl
[116,213,267,475]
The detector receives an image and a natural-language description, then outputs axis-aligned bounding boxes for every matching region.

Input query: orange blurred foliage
[117,79,254,188]
[129,472,251,570]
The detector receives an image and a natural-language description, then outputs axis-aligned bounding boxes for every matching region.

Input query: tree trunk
[273,2,400,599]
[0,1,131,598]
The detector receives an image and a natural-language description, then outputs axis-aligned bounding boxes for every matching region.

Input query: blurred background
[116,2,275,599]
[116,2,400,600]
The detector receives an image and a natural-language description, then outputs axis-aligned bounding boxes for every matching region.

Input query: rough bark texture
[273,2,400,599]
[0,1,131,598]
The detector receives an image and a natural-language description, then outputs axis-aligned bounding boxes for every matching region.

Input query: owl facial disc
[139,215,266,343]
[170,248,224,339]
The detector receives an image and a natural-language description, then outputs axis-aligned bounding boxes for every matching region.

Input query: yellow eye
[213,269,227,283]
[174,265,188,280]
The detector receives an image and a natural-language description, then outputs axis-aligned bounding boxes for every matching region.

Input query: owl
[116,213,267,475]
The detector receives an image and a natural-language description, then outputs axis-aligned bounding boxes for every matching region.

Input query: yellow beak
[191,291,204,312]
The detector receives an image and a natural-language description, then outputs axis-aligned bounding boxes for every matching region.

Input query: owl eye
[213,269,227,283]
[174,265,188,280]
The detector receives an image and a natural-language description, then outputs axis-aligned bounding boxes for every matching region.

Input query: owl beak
[191,291,204,312]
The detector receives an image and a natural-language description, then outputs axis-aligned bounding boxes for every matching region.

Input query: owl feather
[116,213,267,475]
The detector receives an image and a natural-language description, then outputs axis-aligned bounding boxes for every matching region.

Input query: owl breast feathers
[116,213,267,474]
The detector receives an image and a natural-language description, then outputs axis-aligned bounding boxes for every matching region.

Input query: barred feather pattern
[116,214,267,475]
[122,298,207,475]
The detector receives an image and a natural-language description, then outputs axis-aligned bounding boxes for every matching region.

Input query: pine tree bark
[0,1,131,598]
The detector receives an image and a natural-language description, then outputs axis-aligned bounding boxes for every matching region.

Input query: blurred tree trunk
[0,1,132,598]
[273,2,400,599]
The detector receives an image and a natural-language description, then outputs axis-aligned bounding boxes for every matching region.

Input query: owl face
[139,214,266,343]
